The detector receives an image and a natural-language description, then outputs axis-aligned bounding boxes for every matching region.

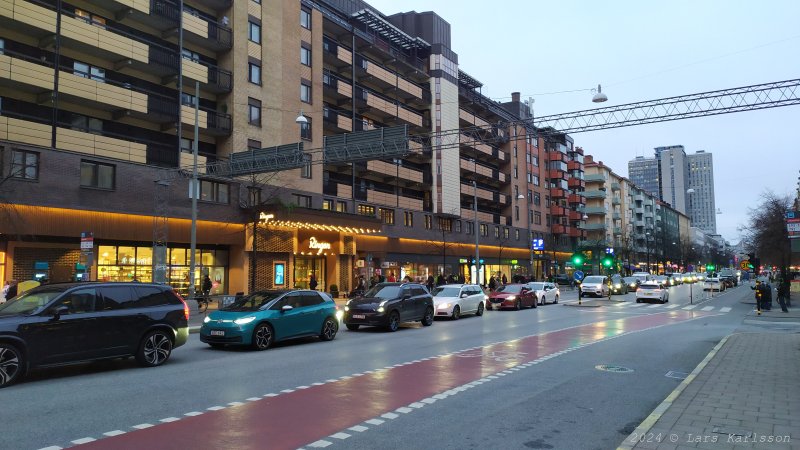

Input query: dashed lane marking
[720,307,732,312]
[71,438,96,445]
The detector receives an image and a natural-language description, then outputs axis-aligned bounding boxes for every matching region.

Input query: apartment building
[0,0,583,293]
[686,150,716,234]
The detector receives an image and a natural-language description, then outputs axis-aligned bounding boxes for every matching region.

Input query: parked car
[487,284,537,310]
[525,282,560,305]
[554,274,573,286]
[703,277,726,292]
[431,284,485,319]
[579,275,610,298]
[0,282,190,388]
[200,290,338,350]
[343,283,434,332]
[609,274,629,295]
[636,282,669,303]
[623,276,641,292]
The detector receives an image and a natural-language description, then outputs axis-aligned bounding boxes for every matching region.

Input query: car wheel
[251,323,274,351]
[554,295,559,304]
[320,317,338,341]
[346,324,360,331]
[0,343,24,388]
[515,299,522,310]
[136,330,173,367]
[452,305,461,320]
[540,296,546,306]
[476,302,485,316]
[387,311,401,332]
[422,307,434,326]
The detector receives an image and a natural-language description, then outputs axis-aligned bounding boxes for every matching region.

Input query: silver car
[431,284,486,319]
[526,282,560,305]
[579,276,610,298]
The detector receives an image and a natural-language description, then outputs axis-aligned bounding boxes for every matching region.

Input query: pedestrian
[426,275,434,291]
[488,275,497,291]
[309,273,318,290]
[436,274,444,286]
[777,279,790,313]
[6,280,17,301]
[501,273,508,285]
[0,281,9,303]
[402,275,411,283]
[202,274,212,296]
[387,271,397,282]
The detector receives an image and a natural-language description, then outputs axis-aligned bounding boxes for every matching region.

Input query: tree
[0,151,30,241]
[740,190,792,280]
[424,213,459,280]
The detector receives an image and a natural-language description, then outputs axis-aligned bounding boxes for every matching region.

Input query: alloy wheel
[422,307,434,326]
[253,324,273,350]
[0,345,22,388]
[388,311,400,332]
[321,318,338,341]
[139,331,172,367]
[476,302,484,316]
[452,306,460,320]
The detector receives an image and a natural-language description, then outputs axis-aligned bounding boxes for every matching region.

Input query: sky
[367,0,800,243]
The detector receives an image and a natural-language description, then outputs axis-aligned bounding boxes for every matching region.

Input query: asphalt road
[2,283,757,450]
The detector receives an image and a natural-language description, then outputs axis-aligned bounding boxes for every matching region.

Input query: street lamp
[517,193,533,280]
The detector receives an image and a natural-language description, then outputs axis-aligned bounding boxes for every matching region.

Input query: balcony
[57,126,147,163]
[613,227,623,235]
[190,0,231,11]
[568,210,584,221]
[552,224,567,235]
[323,36,352,69]
[612,212,622,220]
[0,48,55,93]
[582,222,606,231]
[0,116,52,148]
[612,196,621,205]
[568,193,584,205]
[584,190,607,199]
[356,54,430,109]
[547,150,566,162]
[460,159,508,185]
[584,173,607,182]
[180,11,232,52]
[568,178,585,189]
[323,107,353,133]
[583,206,606,215]
[550,205,566,216]
[611,182,620,191]
[550,187,567,199]
[548,169,565,180]
[567,160,583,171]
[367,160,424,185]
[567,227,582,238]
[460,134,505,162]
[323,71,353,101]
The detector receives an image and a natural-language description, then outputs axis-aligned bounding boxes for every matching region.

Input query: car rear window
[583,276,605,284]
[133,286,173,307]
[639,284,661,290]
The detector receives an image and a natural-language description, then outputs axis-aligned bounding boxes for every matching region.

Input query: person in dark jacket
[309,274,318,290]
[6,280,17,300]
[777,279,790,313]
[202,275,212,296]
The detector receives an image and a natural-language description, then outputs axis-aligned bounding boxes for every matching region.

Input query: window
[181,92,197,107]
[503,228,510,239]
[248,98,261,126]
[358,204,375,216]
[181,138,193,152]
[404,211,413,227]
[380,208,395,225]
[533,175,540,186]
[480,224,488,237]
[322,199,333,210]
[534,193,541,206]
[200,180,229,204]
[300,6,311,29]
[74,8,106,28]
[73,61,105,82]
[0,38,4,55]
[533,155,539,166]
[425,215,432,230]
[11,150,39,180]
[438,217,452,232]
[248,62,261,85]
[182,48,200,62]
[514,206,520,221]
[455,220,461,233]
[494,226,500,238]
[300,46,311,66]
[300,119,312,140]
[292,194,311,208]
[301,153,312,178]
[247,139,261,152]
[515,229,520,240]
[248,21,261,44]
[534,212,542,225]
[336,201,347,212]
[56,288,98,314]
[513,167,518,179]
[300,81,311,103]
[70,115,103,133]
[80,160,115,189]
[466,221,474,235]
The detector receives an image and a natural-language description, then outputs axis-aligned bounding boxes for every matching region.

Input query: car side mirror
[281,305,293,313]
[460,293,468,298]
[52,305,69,319]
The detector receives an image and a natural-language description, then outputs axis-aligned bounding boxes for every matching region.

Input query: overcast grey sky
[368,0,800,243]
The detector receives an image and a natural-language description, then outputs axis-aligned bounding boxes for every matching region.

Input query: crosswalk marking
[720,307,731,312]
[666,304,680,309]
[701,306,714,311]
[646,304,661,308]
[682,305,697,310]
[604,302,731,314]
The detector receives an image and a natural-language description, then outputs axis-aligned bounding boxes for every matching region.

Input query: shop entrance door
[294,256,325,290]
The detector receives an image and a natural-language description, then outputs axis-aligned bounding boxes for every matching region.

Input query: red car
[487,284,537,310]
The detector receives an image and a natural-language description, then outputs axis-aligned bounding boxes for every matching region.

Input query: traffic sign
[740,260,751,270]
[80,232,94,250]
[574,270,585,281]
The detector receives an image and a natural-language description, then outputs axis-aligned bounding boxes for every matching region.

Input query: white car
[703,277,726,291]
[431,284,485,319]
[526,282,560,305]
[631,272,652,284]
[579,275,610,298]
[636,282,669,303]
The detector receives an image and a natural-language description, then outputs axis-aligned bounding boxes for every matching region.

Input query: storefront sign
[274,262,286,286]
[356,259,365,268]
[381,261,397,268]
[80,232,94,250]
[308,237,332,255]
[258,212,275,223]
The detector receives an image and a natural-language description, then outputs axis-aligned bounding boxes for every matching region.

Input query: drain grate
[665,370,689,380]
[595,364,634,373]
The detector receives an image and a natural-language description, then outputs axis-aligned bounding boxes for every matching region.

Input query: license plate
[352,314,366,319]
[210,330,225,336]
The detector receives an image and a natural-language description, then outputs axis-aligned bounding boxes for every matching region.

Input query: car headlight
[203,316,211,323]
[234,316,256,325]
[344,305,350,312]
[614,284,621,288]
[506,295,516,300]
[335,310,344,320]
[437,303,450,309]
[377,300,388,313]
[629,283,636,287]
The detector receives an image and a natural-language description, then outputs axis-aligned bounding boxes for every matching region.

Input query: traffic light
[571,252,586,267]
[601,255,615,268]
[706,264,715,272]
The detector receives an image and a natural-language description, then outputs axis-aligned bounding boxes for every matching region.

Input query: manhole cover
[595,364,634,373]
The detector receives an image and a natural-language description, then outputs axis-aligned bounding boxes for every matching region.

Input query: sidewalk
[619,333,800,449]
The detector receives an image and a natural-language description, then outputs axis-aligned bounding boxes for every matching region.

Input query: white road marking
[365,419,385,425]
[308,440,332,448]
[103,430,126,437]
[264,393,278,397]
[647,304,661,308]
[381,412,399,419]
[228,402,244,407]
[184,412,203,417]
[38,446,62,450]
[408,402,425,408]
[280,389,295,393]
[296,386,310,389]
[682,305,697,310]
[666,304,680,309]
[246,397,261,401]
[330,432,351,440]
[701,306,714,311]
[71,438,96,445]
[160,417,180,423]
[396,407,413,414]
[207,406,225,411]
[720,307,732,312]
[348,425,368,432]
[629,303,646,307]
[132,423,153,429]
[420,398,437,404]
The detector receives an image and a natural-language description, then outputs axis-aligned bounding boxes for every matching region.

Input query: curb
[616,334,732,450]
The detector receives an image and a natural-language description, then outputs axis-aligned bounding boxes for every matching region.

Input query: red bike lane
[78,310,709,450]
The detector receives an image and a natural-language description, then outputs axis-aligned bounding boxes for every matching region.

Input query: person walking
[201,275,212,297]
[309,273,318,290]
[501,273,508,285]
[488,275,497,292]
[777,279,790,313]
[0,281,9,303]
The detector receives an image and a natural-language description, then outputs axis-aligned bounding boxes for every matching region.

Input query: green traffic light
[602,257,614,268]
[571,253,584,266]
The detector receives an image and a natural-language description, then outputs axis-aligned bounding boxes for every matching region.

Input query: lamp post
[517,193,533,280]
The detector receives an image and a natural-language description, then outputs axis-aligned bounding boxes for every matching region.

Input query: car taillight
[173,291,190,320]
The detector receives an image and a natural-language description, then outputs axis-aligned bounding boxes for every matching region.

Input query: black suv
[0,282,189,388]
[343,283,434,332]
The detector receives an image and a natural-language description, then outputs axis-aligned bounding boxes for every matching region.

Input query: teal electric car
[199,290,339,350]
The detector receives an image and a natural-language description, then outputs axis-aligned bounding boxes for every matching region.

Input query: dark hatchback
[0,282,189,388]
[343,283,434,332]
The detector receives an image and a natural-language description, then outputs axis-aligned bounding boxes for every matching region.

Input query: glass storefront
[294,255,325,290]
[97,245,228,297]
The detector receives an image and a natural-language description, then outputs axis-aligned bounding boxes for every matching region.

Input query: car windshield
[363,285,402,299]
[431,287,461,297]
[623,277,637,283]
[583,276,605,284]
[223,291,284,312]
[527,282,545,291]
[495,285,523,293]
[0,287,65,316]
